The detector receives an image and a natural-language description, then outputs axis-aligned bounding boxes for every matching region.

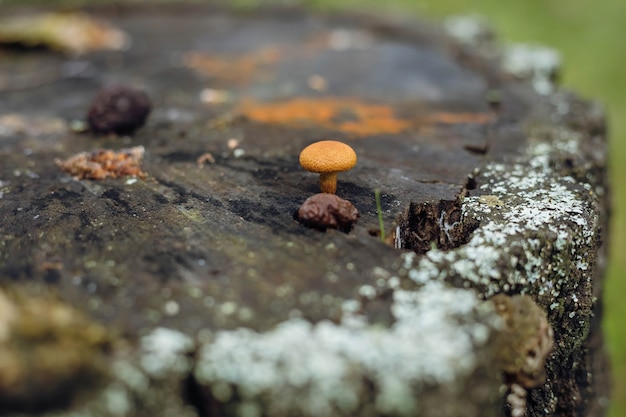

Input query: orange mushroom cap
[299,140,357,174]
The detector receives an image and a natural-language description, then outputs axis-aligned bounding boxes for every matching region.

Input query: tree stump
[0,4,610,417]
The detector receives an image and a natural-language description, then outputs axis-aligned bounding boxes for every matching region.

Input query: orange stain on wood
[240,97,411,137]
[423,112,494,124]
[184,47,283,84]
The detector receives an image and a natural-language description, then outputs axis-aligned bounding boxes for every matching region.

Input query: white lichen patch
[194,281,496,417]
[403,125,599,302]
[444,14,494,47]
[502,44,561,95]
[140,327,194,378]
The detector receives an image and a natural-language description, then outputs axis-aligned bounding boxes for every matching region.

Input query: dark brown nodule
[297,193,359,232]
[87,84,151,135]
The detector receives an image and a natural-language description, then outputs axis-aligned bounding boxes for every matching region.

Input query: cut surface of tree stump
[0,5,610,417]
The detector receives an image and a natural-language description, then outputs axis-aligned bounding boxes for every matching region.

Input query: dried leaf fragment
[57,146,146,180]
[196,152,216,168]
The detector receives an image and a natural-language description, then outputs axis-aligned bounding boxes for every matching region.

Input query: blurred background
[2,0,624,415]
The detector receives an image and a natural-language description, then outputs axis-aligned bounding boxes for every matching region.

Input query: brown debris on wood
[297,193,359,232]
[56,146,146,180]
[196,152,216,168]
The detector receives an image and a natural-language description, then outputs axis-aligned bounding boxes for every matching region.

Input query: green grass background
[3,0,625,415]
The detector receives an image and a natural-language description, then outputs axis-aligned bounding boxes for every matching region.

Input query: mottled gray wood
[0,5,609,417]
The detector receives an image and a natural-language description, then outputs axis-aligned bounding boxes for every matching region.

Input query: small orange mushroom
[299,140,357,194]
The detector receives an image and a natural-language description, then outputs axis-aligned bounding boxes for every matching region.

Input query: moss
[0,286,112,414]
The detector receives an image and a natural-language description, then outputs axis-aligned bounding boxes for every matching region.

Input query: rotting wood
[0,4,610,417]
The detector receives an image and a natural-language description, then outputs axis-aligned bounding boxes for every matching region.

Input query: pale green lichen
[194,281,498,417]
[399,123,599,306]
[139,327,194,378]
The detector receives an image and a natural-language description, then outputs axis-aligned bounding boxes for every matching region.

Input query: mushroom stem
[319,172,338,194]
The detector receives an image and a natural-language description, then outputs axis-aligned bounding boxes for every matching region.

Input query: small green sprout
[375,189,385,242]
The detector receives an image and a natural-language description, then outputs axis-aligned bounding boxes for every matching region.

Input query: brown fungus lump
[87,84,151,135]
[299,140,357,194]
[297,193,359,232]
